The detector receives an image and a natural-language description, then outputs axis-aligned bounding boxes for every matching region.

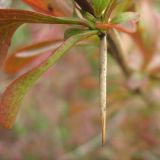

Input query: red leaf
[4,54,35,74]
[96,21,138,34]
[23,0,72,16]
[4,39,62,74]
[0,23,21,67]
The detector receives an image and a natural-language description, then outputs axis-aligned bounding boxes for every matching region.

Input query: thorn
[102,110,107,146]
[99,34,107,146]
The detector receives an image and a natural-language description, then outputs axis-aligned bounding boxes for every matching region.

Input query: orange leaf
[4,39,62,74]
[23,0,72,16]
[96,22,137,34]
[0,23,21,67]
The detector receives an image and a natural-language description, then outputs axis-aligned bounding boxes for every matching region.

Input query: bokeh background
[0,0,160,159]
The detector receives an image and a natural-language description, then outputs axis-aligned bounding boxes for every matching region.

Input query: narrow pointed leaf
[0,30,98,128]
[4,39,63,74]
[15,40,62,58]
[96,20,138,34]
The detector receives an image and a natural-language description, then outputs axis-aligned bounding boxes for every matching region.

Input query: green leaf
[0,30,98,128]
[92,0,111,17]
[111,12,139,24]
[0,9,90,67]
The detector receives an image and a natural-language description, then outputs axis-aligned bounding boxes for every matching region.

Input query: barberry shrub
[0,0,139,145]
